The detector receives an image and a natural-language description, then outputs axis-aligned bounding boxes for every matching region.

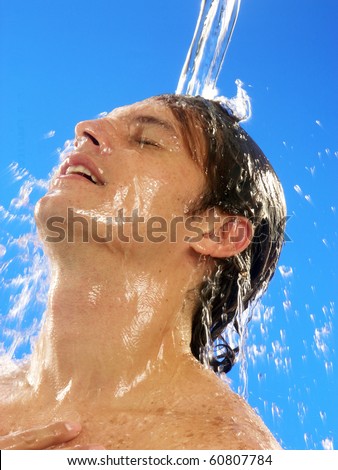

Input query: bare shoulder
[203,387,282,450]
[174,360,282,450]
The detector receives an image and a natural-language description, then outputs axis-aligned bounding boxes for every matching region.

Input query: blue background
[0,0,337,450]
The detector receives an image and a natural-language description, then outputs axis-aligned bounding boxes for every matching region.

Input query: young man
[0,95,285,449]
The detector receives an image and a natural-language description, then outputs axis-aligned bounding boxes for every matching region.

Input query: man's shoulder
[173,363,282,450]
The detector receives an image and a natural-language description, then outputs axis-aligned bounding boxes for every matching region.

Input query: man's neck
[27,245,200,406]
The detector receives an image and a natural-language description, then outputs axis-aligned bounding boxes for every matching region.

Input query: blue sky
[0,0,337,450]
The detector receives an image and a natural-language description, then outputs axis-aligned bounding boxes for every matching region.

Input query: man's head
[36,94,286,373]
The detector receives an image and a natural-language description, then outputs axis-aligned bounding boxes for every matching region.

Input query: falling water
[176,0,251,122]
[177,0,241,97]
[0,165,49,369]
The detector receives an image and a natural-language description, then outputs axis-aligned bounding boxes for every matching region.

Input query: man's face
[36,98,207,251]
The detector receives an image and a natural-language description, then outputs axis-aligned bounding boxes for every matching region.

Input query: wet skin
[0,98,281,449]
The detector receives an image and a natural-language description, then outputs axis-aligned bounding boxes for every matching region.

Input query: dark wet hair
[156,94,287,374]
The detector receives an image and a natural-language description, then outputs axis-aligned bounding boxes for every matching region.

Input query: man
[0,95,285,449]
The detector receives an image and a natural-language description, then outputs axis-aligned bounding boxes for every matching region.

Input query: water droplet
[294,184,303,196]
[305,166,316,176]
[278,265,293,278]
[96,111,108,118]
[324,361,333,374]
[304,433,313,448]
[319,411,327,422]
[283,300,291,311]
[271,403,282,419]
[321,437,334,450]
[0,244,6,257]
[280,329,286,343]
[43,130,56,139]
[297,402,307,423]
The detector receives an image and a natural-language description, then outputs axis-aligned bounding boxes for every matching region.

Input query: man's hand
[0,422,104,450]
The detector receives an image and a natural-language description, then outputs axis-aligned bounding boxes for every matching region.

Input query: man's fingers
[0,421,82,450]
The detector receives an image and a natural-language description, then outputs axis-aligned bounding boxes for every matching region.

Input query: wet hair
[156,94,287,373]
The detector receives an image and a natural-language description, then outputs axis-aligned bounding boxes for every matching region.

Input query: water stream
[177,0,241,98]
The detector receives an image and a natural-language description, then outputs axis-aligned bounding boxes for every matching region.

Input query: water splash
[0,137,98,363]
[0,164,49,364]
[200,265,223,368]
[210,270,255,399]
[227,271,253,399]
[215,79,252,122]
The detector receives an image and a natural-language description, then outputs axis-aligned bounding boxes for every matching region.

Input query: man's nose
[74,119,112,153]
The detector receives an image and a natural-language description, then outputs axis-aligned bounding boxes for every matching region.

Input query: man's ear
[190,213,253,259]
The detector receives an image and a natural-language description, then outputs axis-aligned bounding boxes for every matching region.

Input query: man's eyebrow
[131,115,177,134]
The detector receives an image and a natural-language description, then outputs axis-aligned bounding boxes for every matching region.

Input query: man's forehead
[106,98,165,120]
[104,98,180,138]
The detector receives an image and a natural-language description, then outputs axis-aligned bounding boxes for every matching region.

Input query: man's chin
[34,194,69,242]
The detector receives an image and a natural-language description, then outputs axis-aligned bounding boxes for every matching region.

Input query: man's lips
[58,154,106,186]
